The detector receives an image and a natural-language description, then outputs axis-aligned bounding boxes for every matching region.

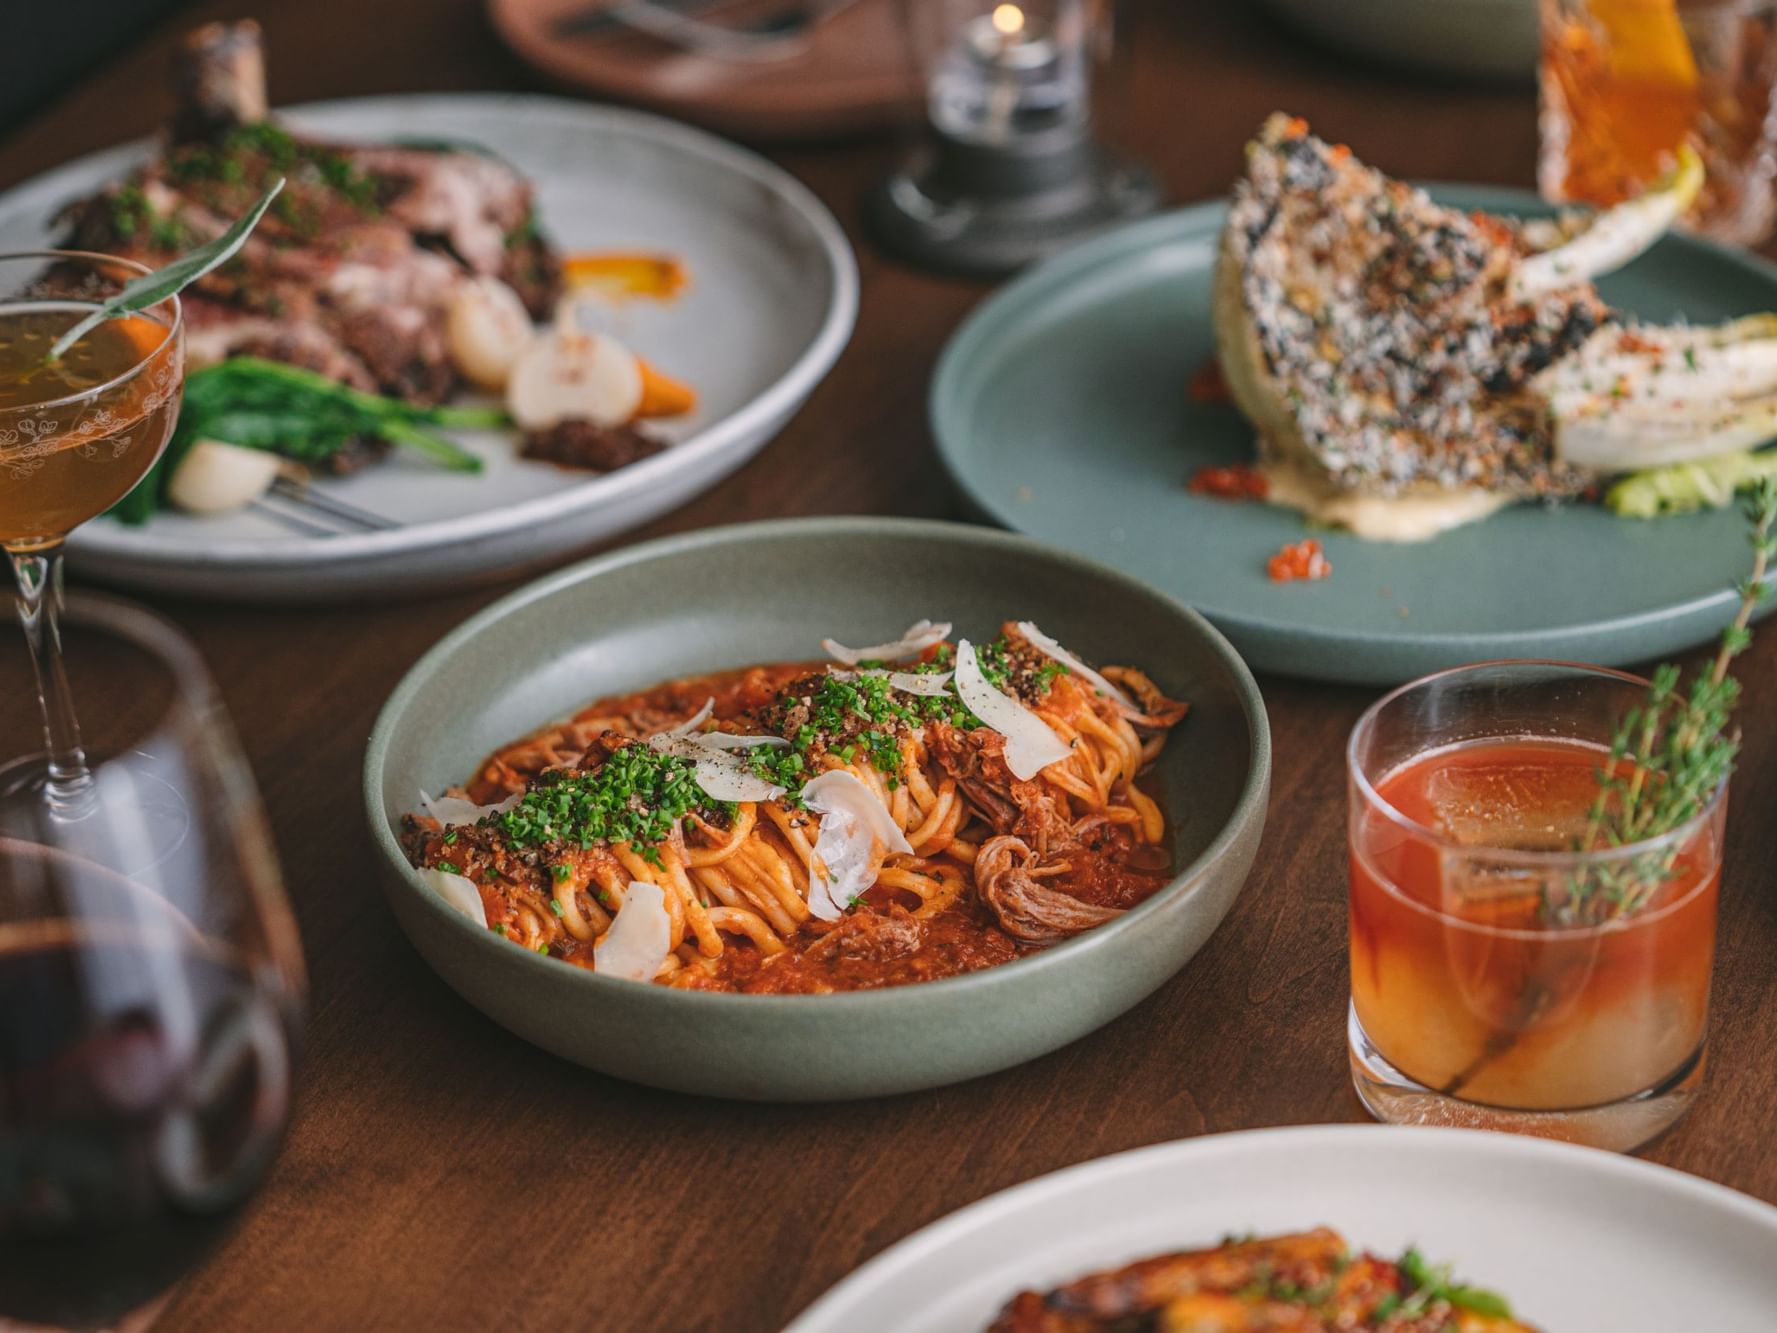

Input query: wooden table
[5,4,1776,1329]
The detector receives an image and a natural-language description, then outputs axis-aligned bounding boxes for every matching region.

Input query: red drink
[1346,661,1726,1150]
[1351,739,1718,1112]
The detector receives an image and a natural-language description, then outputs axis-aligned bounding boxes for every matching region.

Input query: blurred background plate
[932,186,1777,686]
[0,94,856,602]
[787,1125,1777,1332]
[488,0,922,140]
[1259,0,1538,80]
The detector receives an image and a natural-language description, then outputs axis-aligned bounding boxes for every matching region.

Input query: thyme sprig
[1548,476,1777,926]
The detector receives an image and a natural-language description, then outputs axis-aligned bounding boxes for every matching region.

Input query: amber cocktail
[1347,661,1724,1152]
[0,252,183,811]
[1540,0,1777,244]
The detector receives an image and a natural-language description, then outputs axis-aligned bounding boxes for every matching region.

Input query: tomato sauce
[424,657,1184,996]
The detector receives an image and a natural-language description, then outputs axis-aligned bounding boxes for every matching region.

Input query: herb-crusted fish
[1214,114,1777,539]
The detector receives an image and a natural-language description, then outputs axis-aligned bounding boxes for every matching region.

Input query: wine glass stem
[8,542,94,812]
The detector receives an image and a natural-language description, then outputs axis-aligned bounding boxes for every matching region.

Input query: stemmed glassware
[0,594,305,1331]
[0,251,185,815]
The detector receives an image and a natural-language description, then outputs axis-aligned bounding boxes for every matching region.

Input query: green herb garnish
[1396,1247,1513,1318]
[48,179,284,363]
[111,356,501,523]
[498,743,714,867]
[1553,477,1777,925]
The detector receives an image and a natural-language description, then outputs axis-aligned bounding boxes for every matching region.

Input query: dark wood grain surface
[4,3,1774,1330]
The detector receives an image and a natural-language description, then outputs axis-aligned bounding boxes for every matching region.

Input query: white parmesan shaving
[419,789,521,827]
[801,770,914,921]
[954,639,1074,781]
[649,717,788,802]
[420,868,488,929]
[1014,621,1136,709]
[862,669,954,697]
[822,619,952,666]
[593,881,672,982]
[696,732,790,750]
[692,752,785,803]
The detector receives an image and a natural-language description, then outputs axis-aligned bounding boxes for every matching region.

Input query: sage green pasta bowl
[363,517,1269,1101]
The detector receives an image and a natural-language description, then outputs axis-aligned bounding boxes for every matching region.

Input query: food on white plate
[1212,113,1777,540]
[508,303,699,472]
[507,319,644,430]
[60,20,699,522]
[60,20,559,405]
[560,252,689,302]
[445,276,535,392]
[988,1228,1534,1332]
[165,438,290,514]
[111,358,496,523]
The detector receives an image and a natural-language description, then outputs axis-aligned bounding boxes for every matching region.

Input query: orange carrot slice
[636,360,696,419]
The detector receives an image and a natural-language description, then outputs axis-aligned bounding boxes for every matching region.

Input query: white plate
[0,95,856,601]
[787,1126,1777,1332]
[1259,0,1538,80]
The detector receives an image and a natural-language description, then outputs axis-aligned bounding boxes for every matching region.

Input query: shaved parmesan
[420,868,489,929]
[692,752,785,803]
[862,669,954,697]
[955,639,1074,781]
[1014,621,1136,709]
[695,732,790,750]
[419,789,521,827]
[822,619,952,666]
[649,718,788,802]
[801,770,914,921]
[593,881,672,982]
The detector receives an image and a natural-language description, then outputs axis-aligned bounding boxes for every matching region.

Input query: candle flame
[990,3,1025,37]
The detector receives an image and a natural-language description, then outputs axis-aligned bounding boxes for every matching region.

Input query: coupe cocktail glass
[0,251,184,813]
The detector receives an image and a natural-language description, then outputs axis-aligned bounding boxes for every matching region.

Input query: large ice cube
[1423,760,1599,851]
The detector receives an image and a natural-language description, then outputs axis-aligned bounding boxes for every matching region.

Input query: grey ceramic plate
[0,95,856,602]
[363,517,1270,1101]
[787,1126,1777,1332]
[933,187,1777,686]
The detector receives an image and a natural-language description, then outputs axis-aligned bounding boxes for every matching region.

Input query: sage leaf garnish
[45,177,285,363]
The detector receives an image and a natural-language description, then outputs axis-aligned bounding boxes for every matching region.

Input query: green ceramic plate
[932,187,1777,685]
[363,518,1269,1101]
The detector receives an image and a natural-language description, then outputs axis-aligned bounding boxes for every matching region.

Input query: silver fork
[250,477,399,536]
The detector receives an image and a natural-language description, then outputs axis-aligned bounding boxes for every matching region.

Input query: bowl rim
[362,514,1272,1012]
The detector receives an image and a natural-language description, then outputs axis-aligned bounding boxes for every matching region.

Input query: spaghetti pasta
[400,622,1188,994]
